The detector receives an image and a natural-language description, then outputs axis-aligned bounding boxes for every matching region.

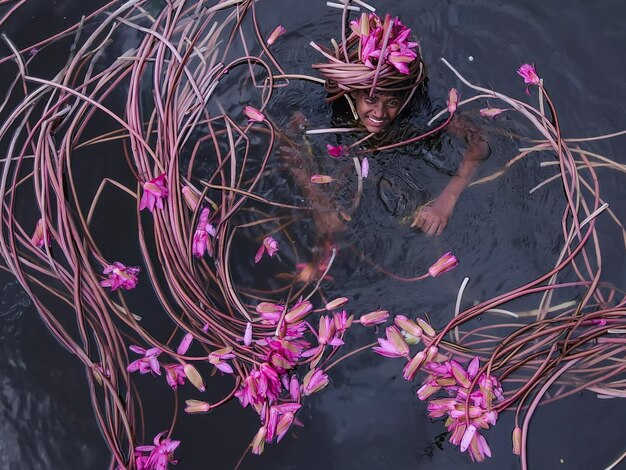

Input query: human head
[312,12,427,106]
[353,90,404,133]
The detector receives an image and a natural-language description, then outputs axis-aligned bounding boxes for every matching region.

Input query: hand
[411,198,454,236]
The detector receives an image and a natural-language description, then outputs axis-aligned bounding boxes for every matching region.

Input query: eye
[364,97,377,105]
[386,99,400,107]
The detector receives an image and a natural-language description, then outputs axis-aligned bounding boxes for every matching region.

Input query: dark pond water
[2,0,626,469]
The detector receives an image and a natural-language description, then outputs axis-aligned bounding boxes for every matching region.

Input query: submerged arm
[411,114,490,235]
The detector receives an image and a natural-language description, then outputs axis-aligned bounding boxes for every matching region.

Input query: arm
[280,112,346,237]
[411,114,490,235]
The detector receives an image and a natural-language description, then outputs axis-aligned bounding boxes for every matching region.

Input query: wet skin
[353,91,402,134]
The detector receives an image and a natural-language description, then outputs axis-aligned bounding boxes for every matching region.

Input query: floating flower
[251,426,267,455]
[428,252,458,277]
[254,236,279,263]
[326,144,347,157]
[479,108,505,119]
[243,105,265,122]
[177,333,193,355]
[373,326,410,358]
[181,185,199,211]
[164,364,186,390]
[359,309,389,326]
[325,297,349,311]
[139,173,168,212]
[512,426,522,455]
[244,322,253,346]
[310,174,334,184]
[31,218,52,248]
[185,399,211,414]
[284,298,313,323]
[302,368,329,396]
[351,13,418,74]
[127,345,162,376]
[447,88,459,114]
[192,207,217,258]
[267,25,286,46]
[208,346,236,374]
[134,431,180,470]
[183,363,206,391]
[517,63,540,95]
[100,262,140,291]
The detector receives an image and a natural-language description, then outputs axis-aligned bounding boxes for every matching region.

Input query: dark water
[2,1,626,469]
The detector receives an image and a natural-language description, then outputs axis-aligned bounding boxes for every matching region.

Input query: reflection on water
[1,0,626,469]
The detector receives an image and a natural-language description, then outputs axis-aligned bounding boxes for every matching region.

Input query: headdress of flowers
[311,12,427,101]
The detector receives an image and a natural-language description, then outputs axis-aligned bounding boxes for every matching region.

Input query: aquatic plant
[0,1,624,469]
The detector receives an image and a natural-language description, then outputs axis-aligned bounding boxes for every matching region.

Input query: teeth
[369,116,384,124]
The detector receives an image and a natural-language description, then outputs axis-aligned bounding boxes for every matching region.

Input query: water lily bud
[267,25,286,46]
[243,105,265,122]
[403,350,425,381]
[284,300,313,323]
[447,88,459,114]
[512,426,522,455]
[183,363,206,392]
[185,399,211,414]
[479,108,504,119]
[244,322,252,346]
[181,185,199,211]
[359,310,389,326]
[251,426,267,455]
[325,297,349,311]
[428,252,459,277]
[395,315,423,338]
[416,318,436,337]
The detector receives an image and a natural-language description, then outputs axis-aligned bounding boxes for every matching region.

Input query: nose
[372,101,386,118]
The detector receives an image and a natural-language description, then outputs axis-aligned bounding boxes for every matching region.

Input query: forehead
[357,90,401,100]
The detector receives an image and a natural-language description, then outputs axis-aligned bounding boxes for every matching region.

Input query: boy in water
[285,11,489,237]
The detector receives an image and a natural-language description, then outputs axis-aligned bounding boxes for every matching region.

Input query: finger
[411,211,424,228]
[425,221,438,236]
[435,221,446,236]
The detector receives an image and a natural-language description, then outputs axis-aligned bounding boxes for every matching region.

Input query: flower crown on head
[311,12,426,102]
[350,13,418,75]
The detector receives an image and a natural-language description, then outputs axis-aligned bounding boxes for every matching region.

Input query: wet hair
[312,13,428,103]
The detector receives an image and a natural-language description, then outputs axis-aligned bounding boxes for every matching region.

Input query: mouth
[366,115,387,130]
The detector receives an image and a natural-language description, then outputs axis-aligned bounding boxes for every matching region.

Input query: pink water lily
[373,325,410,358]
[243,105,265,122]
[326,144,347,157]
[139,173,168,212]
[254,236,279,263]
[517,63,541,94]
[302,368,329,396]
[134,431,180,470]
[428,252,458,277]
[127,345,162,376]
[164,364,186,390]
[31,218,52,248]
[181,185,199,210]
[192,207,217,258]
[208,347,236,374]
[267,25,286,46]
[100,262,140,291]
[352,13,418,73]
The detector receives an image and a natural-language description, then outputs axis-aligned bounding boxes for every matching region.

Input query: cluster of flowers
[419,357,503,462]
[232,297,353,455]
[350,13,419,74]
[373,311,504,462]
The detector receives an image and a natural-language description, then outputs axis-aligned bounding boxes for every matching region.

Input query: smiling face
[354,90,403,134]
